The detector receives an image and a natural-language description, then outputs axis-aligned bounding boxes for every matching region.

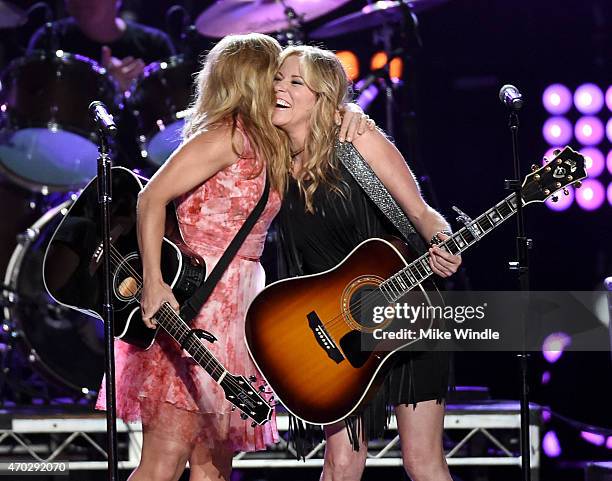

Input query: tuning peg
[531,164,539,172]
[551,195,559,203]
[544,189,551,196]
[251,421,257,428]
[563,188,570,196]
[249,375,257,382]
[258,385,266,392]
[553,148,561,156]
[240,413,248,420]
[231,406,236,412]
[574,181,582,188]
[542,157,548,163]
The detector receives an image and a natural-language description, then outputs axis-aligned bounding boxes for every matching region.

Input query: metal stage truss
[0,402,541,475]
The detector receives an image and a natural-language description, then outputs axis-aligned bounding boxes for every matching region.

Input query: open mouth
[275,99,291,109]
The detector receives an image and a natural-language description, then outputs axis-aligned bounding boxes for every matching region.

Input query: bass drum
[2,199,104,396]
[128,56,197,167]
[0,51,120,192]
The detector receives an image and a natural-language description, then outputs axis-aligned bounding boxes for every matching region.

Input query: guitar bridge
[307,311,345,364]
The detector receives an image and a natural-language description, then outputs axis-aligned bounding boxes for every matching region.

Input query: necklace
[290,147,305,158]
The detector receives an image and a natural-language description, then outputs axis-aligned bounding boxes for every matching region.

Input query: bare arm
[351,129,461,277]
[137,125,238,326]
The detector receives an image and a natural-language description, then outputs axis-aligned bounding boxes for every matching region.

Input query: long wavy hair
[183,33,289,193]
[279,46,352,212]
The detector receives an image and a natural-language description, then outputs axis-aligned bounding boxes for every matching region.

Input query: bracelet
[430,230,452,246]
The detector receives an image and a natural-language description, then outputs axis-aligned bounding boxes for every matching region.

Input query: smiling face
[272,54,317,147]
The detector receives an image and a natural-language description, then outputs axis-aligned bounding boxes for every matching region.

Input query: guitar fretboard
[379,193,520,302]
[156,304,227,382]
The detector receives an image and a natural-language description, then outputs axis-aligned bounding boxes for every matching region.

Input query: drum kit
[0,0,445,402]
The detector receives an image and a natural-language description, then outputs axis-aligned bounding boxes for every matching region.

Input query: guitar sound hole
[113,253,142,302]
[348,285,389,331]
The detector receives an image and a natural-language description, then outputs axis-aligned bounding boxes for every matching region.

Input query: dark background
[1,1,611,480]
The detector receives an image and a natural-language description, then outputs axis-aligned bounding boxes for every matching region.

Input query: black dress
[276,149,450,447]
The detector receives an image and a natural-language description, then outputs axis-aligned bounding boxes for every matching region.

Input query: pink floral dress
[96,128,280,451]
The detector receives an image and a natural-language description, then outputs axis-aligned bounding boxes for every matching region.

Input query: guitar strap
[179,174,270,323]
[334,140,427,252]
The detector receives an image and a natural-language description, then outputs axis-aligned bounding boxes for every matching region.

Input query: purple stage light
[581,431,606,446]
[607,118,612,142]
[575,179,605,211]
[542,84,572,115]
[543,117,572,145]
[607,182,612,207]
[608,151,612,175]
[581,147,605,178]
[542,332,571,363]
[541,370,551,384]
[607,436,612,449]
[575,116,604,145]
[574,83,604,114]
[542,147,557,165]
[543,431,561,457]
[545,185,574,211]
[606,86,612,111]
[542,409,552,423]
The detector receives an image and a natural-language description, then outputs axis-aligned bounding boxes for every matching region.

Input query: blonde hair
[279,46,352,212]
[183,33,289,193]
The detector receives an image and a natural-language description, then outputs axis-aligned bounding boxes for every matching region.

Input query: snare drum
[128,56,197,167]
[0,51,120,191]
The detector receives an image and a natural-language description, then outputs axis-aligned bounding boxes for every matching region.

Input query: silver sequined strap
[335,140,417,238]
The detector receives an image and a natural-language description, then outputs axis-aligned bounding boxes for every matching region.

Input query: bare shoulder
[350,127,403,170]
[178,123,240,166]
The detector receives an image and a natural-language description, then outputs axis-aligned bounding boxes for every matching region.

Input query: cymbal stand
[276,0,304,46]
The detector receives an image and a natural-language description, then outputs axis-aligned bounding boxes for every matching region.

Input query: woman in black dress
[272,46,461,481]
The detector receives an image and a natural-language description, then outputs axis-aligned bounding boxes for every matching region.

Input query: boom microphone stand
[500,85,532,481]
[89,101,118,481]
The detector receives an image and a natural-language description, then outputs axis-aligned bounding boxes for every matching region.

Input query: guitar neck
[380,192,521,301]
[155,304,227,382]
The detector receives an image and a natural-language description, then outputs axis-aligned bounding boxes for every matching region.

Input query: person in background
[27,0,174,92]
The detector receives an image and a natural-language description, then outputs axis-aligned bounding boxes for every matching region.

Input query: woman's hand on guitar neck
[141,278,180,329]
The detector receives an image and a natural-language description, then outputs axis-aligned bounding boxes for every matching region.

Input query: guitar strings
[106,246,264,413]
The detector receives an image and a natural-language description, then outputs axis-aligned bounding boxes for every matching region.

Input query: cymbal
[0,1,26,29]
[196,0,352,38]
[310,0,447,39]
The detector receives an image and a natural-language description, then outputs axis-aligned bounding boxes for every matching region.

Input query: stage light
[575,116,604,145]
[581,147,605,178]
[389,58,403,82]
[606,86,612,111]
[607,182,612,207]
[575,179,605,211]
[543,84,572,115]
[336,51,359,81]
[607,436,612,449]
[608,150,612,175]
[542,409,552,423]
[541,371,551,385]
[543,431,561,457]
[371,51,387,71]
[574,83,604,114]
[542,147,558,165]
[542,332,571,363]
[581,431,606,446]
[545,185,574,212]
[607,117,612,142]
[543,117,572,145]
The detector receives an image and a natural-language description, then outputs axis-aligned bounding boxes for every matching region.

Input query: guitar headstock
[220,373,273,426]
[521,146,587,204]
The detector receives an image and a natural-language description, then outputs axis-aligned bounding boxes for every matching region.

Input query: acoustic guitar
[245,147,586,425]
[43,167,273,425]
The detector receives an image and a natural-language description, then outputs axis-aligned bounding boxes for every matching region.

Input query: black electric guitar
[43,167,272,425]
[245,146,587,425]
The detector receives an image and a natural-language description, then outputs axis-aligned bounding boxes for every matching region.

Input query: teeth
[276,99,290,108]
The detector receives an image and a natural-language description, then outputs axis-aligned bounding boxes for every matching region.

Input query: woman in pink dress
[96,33,370,481]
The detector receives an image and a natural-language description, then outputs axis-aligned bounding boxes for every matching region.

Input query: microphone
[88,101,117,134]
[499,84,524,110]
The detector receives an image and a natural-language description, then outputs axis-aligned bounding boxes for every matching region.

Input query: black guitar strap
[180,174,270,324]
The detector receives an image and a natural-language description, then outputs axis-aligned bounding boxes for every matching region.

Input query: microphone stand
[96,128,119,481]
[503,103,532,481]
